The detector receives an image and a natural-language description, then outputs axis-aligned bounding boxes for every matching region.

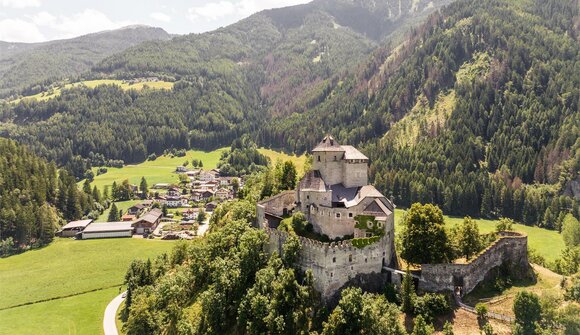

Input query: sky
[0,0,311,43]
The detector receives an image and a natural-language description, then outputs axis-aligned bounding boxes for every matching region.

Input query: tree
[475,303,488,321]
[322,287,405,335]
[458,217,482,260]
[161,204,168,217]
[513,291,542,335]
[411,315,434,335]
[496,217,515,232]
[108,203,120,222]
[139,177,148,195]
[401,268,415,314]
[197,209,206,224]
[183,160,189,167]
[231,177,240,195]
[66,184,82,220]
[280,161,297,190]
[400,203,451,264]
[282,233,301,267]
[481,323,493,335]
[82,179,92,195]
[562,214,580,247]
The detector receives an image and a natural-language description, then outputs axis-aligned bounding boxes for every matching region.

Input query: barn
[81,222,134,239]
[132,208,163,235]
[59,219,93,237]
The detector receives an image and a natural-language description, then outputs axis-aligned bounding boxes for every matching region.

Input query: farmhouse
[59,219,93,237]
[81,222,133,239]
[133,208,163,234]
[127,204,147,216]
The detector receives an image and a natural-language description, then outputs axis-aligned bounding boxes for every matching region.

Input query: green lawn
[0,287,118,335]
[0,238,174,310]
[88,148,228,193]
[394,208,565,263]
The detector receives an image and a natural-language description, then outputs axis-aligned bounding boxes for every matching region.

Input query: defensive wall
[418,231,530,295]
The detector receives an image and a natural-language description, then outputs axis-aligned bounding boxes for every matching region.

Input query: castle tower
[312,135,345,185]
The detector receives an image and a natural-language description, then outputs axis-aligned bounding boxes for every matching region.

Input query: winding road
[103,291,126,335]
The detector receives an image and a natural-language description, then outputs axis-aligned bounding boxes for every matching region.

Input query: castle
[257,135,397,298]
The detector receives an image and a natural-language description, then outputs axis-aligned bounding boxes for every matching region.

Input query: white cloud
[150,12,171,22]
[0,0,41,9]
[0,18,44,42]
[187,0,309,22]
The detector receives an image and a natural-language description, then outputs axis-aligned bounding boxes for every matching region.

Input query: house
[132,208,163,235]
[191,190,202,202]
[180,196,190,207]
[153,183,170,189]
[186,170,200,178]
[59,219,93,237]
[215,188,232,201]
[176,166,187,173]
[182,208,199,220]
[121,214,136,222]
[81,222,133,239]
[127,204,147,216]
[205,201,218,212]
[165,195,181,208]
[198,171,215,182]
[201,190,214,200]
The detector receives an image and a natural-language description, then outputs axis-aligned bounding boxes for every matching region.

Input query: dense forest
[0,139,111,256]
[0,0,578,229]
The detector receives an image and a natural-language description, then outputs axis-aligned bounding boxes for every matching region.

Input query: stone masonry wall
[265,227,394,299]
[419,232,529,295]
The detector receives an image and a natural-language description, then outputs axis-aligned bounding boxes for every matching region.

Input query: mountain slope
[0,25,171,98]
[262,0,579,227]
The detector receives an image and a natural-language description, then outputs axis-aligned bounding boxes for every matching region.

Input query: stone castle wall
[343,161,368,188]
[265,227,395,299]
[313,151,344,186]
[419,232,529,295]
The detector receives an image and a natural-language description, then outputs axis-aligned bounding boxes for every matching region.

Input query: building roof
[62,219,93,230]
[312,135,345,152]
[330,184,359,203]
[129,204,146,210]
[83,221,133,233]
[341,145,368,160]
[299,170,326,191]
[137,208,163,224]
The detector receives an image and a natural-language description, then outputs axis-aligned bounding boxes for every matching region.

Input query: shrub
[481,323,493,335]
[147,153,157,161]
[413,293,450,322]
[475,303,488,320]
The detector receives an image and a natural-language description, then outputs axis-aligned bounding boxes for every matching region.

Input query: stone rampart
[419,231,530,295]
[265,227,393,299]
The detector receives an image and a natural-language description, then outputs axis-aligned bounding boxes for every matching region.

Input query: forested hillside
[0,25,171,98]
[261,0,580,228]
[0,139,108,256]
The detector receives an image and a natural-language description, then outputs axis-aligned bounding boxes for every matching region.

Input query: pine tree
[401,268,415,314]
[108,203,120,222]
[82,179,92,195]
[66,184,81,220]
[139,177,148,195]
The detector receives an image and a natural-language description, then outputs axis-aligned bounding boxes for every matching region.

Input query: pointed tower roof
[312,135,345,152]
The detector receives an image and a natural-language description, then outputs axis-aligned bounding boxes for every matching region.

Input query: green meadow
[12,79,174,103]
[394,208,565,263]
[0,238,174,334]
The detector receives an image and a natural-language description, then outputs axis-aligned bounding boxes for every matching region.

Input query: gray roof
[330,184,358,203]
[83,221,133,233]
[312,135,345,152]
[62,219,93,230]
[341,145,368,160]
[138,208,163,224]
[299,170,326,191]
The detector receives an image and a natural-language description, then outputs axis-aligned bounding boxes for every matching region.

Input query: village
[58,166,242,240]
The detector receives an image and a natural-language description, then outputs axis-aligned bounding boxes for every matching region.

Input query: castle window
[332,257,336,263]
[377,222,383,228]
[365,258,368,263]
[349,254,352,262]
[336,213,341,218]
[317,155,321,162]
[368,221,373,228]
[330,272,333,277]
[349,213,353,218]
[334,155,337,161]
[306,195,310,200]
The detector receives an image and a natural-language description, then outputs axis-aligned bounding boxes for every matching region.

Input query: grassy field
[87,147,306,194]
[12,79,174,103]
[0,238,174,310]
[88,148,228,193]
[394,208,565,263]
[0,287,118,335]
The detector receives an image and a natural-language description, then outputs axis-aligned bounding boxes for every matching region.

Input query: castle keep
[257,135,397,298]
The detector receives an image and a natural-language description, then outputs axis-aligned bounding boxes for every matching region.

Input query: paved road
[104,291,126,335]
